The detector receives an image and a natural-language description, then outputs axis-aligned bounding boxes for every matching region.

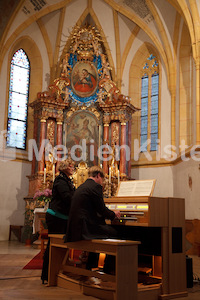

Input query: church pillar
[120,122,127,175]
[38,119,46,172]
[103,123,109,174]
[56,121,63,172]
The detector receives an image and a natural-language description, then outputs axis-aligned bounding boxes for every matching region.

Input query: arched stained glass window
[140,54,159,152]
[7,49,30,149]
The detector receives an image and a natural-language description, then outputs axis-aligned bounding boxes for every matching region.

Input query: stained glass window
[140,54,159,152]
[141,76,149,151]
[7,49,30,149]
[151,73,159,151]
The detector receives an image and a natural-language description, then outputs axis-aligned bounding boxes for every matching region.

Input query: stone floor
[0,240,200,299]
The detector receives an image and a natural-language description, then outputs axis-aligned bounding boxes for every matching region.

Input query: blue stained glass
[151,115,158,133]
[151,95,158,114]
[11,49,30,68]
[141,76,148,97]
[7,49,30,149]
[150,73,158,151]
[7,119,26,148]
[151,133,158,151]
[141,116,148,131]
[151,74,159,95]
[140,76,149,149]
[147,54,155,61]
[141,134,148,151]
[140,56,159,153]
[11,64,29,94]
[141,97,148,117]
[8,92,27,121]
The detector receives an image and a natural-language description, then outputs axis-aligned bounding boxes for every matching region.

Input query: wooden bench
[48,234,140,300]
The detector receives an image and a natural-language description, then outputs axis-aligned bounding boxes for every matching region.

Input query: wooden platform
[48,234,140,300]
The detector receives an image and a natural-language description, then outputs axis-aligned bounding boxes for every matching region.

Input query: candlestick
[109,167,111,184]
[44,167,46,184]
[117,169,120,185]
[52,164,55,181]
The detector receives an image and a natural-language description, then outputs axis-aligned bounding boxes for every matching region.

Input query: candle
[44,167,46,184]
[118,169,120,185]
[52,164,55,181]
[109,167,111,183]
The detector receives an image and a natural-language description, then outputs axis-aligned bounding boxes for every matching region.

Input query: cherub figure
[92,39,100,56]
[60,53,71,77]
[100,54,112,79]
[96,88,105,104]
[63,87,70,103]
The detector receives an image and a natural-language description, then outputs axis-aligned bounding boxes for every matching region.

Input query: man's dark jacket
[65,178,116,242]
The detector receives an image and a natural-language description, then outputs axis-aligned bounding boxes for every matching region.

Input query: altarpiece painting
[64,111,99,167]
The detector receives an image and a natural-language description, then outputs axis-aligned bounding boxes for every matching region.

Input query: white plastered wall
[131,165,174,197]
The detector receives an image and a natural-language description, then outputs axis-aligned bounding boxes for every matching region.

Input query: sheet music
[117,180,155,197]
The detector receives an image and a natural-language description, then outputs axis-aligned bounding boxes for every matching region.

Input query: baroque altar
[24,24,139,237]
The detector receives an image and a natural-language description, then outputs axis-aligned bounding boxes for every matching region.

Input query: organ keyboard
[105,196,169,226]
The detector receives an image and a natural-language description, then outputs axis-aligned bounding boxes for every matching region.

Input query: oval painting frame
[71,61,98,98]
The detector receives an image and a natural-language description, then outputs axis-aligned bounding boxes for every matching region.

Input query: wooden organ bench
[48,234,140,300]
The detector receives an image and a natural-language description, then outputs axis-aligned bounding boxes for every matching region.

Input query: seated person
[65,166,120,272]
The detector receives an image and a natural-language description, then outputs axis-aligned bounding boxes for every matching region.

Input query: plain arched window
[7,49,30,149]
[140,54,159,152]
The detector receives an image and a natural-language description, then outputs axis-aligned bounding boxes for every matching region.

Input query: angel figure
[60,53,71,77]
[63,87,71,103]
[92,39,100,56]
[96,88,105,104]
[100,54,112,79]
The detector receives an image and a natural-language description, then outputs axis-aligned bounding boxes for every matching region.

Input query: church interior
[1,0,200,299]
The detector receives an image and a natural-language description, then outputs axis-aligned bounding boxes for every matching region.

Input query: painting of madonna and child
[65,112,100,167]
[71,62,98,98]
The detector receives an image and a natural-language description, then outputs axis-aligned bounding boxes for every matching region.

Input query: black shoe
[42,279,48,285]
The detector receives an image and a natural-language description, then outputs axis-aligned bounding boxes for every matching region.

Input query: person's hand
[114,210,121,219]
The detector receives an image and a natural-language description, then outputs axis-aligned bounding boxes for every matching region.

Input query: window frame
[140,54,159,153]
[7,48,30,150]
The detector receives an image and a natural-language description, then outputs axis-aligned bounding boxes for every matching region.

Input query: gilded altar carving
[29,24,139,200]
[71,162,89,188]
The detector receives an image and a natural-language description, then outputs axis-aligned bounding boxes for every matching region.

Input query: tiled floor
[0,240,200,299]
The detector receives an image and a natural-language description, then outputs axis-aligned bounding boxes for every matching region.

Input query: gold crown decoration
[70,25,102,60]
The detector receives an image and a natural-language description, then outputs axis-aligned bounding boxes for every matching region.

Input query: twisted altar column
[38,119,46,172]
[119,122,127,175]
[31,115,38,175]
[103,123,109,174]
[56,121,63,172]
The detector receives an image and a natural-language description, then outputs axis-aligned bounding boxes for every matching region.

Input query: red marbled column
[103,123,109,174]
[119,122,127,175]
[56,121,63,171]
[38,119,46,172]
[31,115,38,175]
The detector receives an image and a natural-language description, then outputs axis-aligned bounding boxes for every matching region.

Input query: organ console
[105,196,188,299]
